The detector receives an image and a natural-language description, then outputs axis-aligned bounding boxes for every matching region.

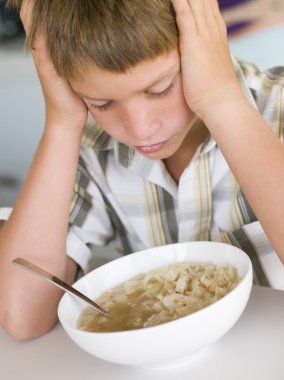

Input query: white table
[1,285,284,380]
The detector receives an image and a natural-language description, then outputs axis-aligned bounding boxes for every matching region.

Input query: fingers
[171,0,197,45]
[210,0,223,19]
[19,0,33,34]
[172,0,226,36]
[187,0,208,31]
[20,0,46,55]
[201,0,227,34]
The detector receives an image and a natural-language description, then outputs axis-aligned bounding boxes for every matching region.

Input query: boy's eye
[89,100,113,112]
[147,81,175,99]
[88,76,177,112]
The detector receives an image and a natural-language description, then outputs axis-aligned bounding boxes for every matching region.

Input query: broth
[78,262,240,333]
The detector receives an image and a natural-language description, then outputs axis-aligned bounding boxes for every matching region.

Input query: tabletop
[1,285,284,380]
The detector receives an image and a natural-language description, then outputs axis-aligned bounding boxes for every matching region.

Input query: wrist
[198,87,250,127]
[43,121,84,147]
[45,107,88,131]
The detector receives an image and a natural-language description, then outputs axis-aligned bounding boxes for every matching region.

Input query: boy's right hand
[20,0,88,133]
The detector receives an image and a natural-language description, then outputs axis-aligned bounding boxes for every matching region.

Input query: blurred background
[0,0,284,207]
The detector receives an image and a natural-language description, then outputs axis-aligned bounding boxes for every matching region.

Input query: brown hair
[7,0,178,79]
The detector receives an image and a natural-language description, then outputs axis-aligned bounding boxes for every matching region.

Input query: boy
[0,0,284,340]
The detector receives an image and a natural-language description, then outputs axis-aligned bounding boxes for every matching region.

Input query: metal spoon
[12,257,109,317]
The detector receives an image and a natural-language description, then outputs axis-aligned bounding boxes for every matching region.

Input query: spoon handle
[12,257,109,317]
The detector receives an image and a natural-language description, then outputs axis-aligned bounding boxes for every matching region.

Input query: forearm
[202,98,284,263]
[0,0,90,339]
[0,125,82,339]
[171,0,284,264]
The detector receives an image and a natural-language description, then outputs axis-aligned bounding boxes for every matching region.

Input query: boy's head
[8,0,178,79]
[8,0,199,161]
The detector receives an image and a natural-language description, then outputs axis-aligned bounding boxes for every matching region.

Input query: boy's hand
[20,0,88,132]
[171,0,243,120]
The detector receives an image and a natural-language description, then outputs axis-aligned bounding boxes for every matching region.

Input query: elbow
[1,310,57,341]
[4,324,53,341]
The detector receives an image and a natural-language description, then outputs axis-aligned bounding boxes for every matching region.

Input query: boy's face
[70,48,196,160]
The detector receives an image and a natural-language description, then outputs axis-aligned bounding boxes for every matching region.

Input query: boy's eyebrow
[74,66,179,101]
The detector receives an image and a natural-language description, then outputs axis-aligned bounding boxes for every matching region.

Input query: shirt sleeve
[222,60,284,290]
[242,221,284,291]
[0,159,114,275]
[237,59,284,141]
[217,60,284,290]
[0,207,12,221]
[67,154,115,273]
[243,62,284,289]
[218,221,284,291]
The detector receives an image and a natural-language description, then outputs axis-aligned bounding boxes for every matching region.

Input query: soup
[78,262,240,333]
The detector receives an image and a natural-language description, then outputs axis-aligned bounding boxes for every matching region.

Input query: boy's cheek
[89,110,113,127]
[90,112,123,138]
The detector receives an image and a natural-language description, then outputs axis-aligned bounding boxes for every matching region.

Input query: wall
[0,39,44,206]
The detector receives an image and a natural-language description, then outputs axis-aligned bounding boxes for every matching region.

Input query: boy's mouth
[135,140,168,154]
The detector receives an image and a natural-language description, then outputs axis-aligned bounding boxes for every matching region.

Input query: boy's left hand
[171,0,243,120]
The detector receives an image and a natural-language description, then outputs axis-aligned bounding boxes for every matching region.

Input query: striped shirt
[0,59,283,289]
[66,58,284,290]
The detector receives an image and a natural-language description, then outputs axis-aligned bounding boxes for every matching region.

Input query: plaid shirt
[66,58,284,289]
[0,59,283,289]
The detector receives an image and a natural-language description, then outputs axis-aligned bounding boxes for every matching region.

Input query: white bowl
[58,241,253,371]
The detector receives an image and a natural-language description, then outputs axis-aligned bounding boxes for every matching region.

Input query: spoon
[12,257,109,317]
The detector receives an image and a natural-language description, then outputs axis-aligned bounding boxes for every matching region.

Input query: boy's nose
[123,109,160,142]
